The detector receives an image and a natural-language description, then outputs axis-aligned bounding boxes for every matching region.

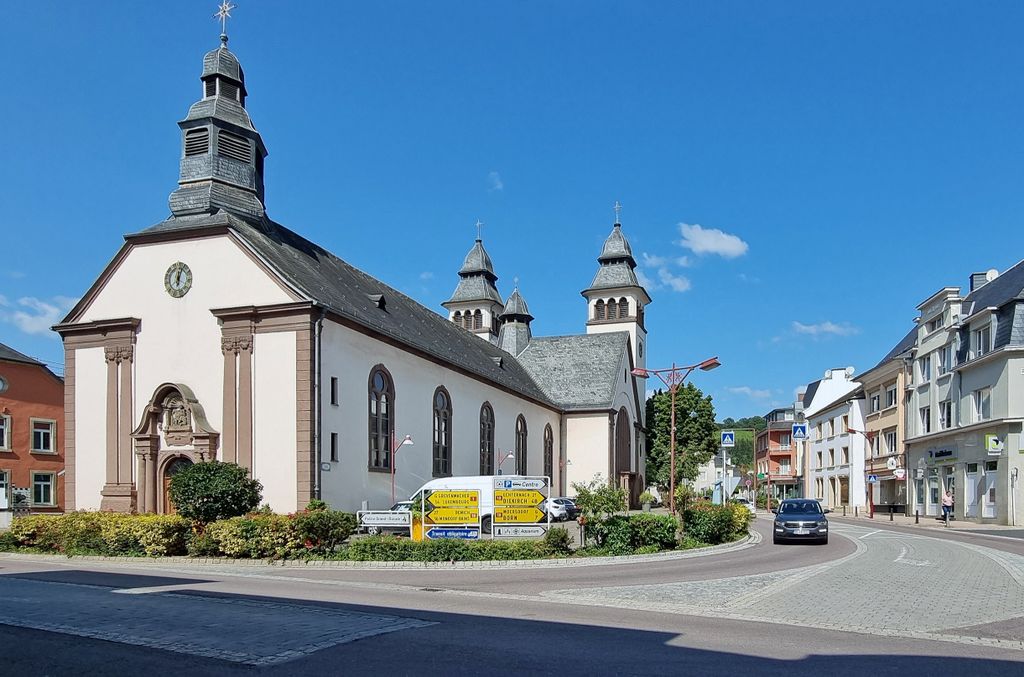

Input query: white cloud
[675,256,691,267]
[678,223,749,258]
[488,171,504,192]
[641,253,668,267]
[4,271,26,279]
[725,386,773,399]
[657,267,691,292]
[419,271,434,281]
[0,294,8,307]
[792,320,860,337]
[1,296,78,338]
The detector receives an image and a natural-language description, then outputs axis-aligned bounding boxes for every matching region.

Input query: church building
[55,31,650,517]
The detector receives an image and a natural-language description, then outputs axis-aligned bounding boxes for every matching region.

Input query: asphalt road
[0,518,1021,675]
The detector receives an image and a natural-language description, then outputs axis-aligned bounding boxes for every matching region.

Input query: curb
[0,531,760,571]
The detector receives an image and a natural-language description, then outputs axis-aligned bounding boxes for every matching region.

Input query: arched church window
[618,298,629,319]
[595,300,605,321]
[543,424,553,481]
[473,309,483,330]
[432,387,452,477]
[453,311,462,326]
[479,403,495,474]
[515,415,528,475]
[368,366,395,469]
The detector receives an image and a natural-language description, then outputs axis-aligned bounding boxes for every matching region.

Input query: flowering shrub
[7,512,190,556]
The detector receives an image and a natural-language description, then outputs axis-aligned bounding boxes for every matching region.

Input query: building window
[330,377,339,406]
[618,298,629,319]
[938,345,953,375]
[919,406,931,435]
[779,458,791,474]
[870,394,880,413]
[816,451,823,468]
[543,424,553,480]
[816,423,822,441]
[432,387,452,477]
[368,367,394,470]
[925,315,942,333]
[918,355,931,382]
[871,435,880,457]
[938,400,952,430]
[973,324,992,358]
[828,449,835,466]
[973,387,991,422]
[595,300,605,321]
[840,415,849,434]
[779,433,791,450]
[330,432,339,462]
[0,415,9,451]
[515,415,528,475]
[473,310,483,330]
[32,472,55,506]
[884,430,897,454]
[479,403,495,475]
[885,385,897,409]
[31,419,55,453]
[840,446,849,465]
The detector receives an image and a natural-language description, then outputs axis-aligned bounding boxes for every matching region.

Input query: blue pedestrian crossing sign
[792,423,808,440]
[721,431,735,448]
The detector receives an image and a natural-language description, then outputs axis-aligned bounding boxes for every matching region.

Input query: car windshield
[779,501,822,514]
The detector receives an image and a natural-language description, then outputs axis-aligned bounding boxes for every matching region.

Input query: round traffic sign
[745,479,752,487]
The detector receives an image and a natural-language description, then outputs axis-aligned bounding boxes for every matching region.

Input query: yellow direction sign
[494,490,545,507]
[495,506,546,523]
[427,490,479,507]
[426,507,480,524]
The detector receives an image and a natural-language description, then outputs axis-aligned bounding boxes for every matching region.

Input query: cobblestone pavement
[0,574,434,665]
[541,523,1024,650]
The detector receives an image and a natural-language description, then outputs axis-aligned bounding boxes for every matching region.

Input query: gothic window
[480,403,495,474]
[515,415,528,475]
[432,387,452,477]
[368,366,394,470]
[473,309,483,330]
[595,299,605,320]
[618,297,629,319]
[543,424,553,480]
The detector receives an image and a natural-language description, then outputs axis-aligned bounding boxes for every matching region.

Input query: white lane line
[111,584,210,595]
[859,530,881,540]
[893,545,933,567]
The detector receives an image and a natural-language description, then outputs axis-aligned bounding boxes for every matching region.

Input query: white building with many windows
[906,265,1024,525]
[803,368,865,508]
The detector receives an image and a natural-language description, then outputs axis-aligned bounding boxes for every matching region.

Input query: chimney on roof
[970,269,999,292]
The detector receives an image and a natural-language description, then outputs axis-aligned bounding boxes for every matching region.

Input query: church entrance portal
[161,457,194,514]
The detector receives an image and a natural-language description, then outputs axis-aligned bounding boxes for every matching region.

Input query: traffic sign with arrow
[426,507,480,524]
[427,490,479,507]
[494,490,545,506]
[495,506,546,523]
[425,528,479,540]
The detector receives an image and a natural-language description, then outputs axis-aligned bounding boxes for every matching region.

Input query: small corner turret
[443,227,504,343]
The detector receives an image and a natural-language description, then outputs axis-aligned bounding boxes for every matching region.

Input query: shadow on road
[0,567,1021,675]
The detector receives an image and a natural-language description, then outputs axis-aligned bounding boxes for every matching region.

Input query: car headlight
[817,521,828,528]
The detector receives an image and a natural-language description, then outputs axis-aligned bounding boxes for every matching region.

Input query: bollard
[854,506,858,518]
[843,506,847,517]
[889,506,894,522]
[915,510,919,524]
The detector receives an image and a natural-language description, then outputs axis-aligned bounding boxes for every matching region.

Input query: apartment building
[755,407,801,501]
[804,368,864,508]
[906,265,1024,525]
[857,328,915,515]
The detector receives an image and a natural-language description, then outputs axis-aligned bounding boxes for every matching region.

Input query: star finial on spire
[613,200,622,225]
[214,1,236,45]
[475,219,484,241]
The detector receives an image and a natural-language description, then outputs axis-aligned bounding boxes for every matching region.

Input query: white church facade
[56,34,650,518]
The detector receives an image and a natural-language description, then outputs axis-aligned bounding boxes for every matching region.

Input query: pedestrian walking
[941,490,954,524]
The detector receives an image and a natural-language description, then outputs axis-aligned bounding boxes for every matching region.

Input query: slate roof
[859,326,917,378]
[458,240,497,278]
[586,262,642,292]
[801,380,820,409]
[203,44,244,83]
[132,211,555,407]
[500,288,533,321]
[444,275,503,305]
[961,259,1024,316]
[517,332,630,410]
[598,224,636,264]
[0,343,44,366]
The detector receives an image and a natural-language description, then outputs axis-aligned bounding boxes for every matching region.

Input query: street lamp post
[632,356,721,514]
[496,451,515,474]
[390,434,415,504]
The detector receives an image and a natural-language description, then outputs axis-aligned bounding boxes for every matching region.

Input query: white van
[410,475,537,534]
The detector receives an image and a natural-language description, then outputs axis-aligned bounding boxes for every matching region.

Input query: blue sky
[2,1,1023,419]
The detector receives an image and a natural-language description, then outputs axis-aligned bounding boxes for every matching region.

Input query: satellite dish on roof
[846,366,855,377]
[986,269,999,282]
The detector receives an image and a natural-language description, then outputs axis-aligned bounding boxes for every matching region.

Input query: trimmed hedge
[346,531,571,562]
[683,502,751,544]
[5,513,190,556]
[593,514,680,555]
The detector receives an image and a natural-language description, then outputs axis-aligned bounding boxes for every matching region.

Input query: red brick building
[755,407,802,502]
[0,343,65,513]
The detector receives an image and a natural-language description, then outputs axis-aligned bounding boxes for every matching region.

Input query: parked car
[362,500,413,536]
[544,498,568,521]
[772,499,830,545]
[549,497,580,521]
[731,497,756,516]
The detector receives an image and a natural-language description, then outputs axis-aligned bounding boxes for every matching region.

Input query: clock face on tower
[164,261,193,298]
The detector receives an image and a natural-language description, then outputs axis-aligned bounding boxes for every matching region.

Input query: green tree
[644,384,719,490]
[168,461,263,525]
[716,416,765,471]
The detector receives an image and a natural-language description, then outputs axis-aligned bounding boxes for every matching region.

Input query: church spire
[497,286,533,356]
[169,6,268,221]
[443,226,504,343]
